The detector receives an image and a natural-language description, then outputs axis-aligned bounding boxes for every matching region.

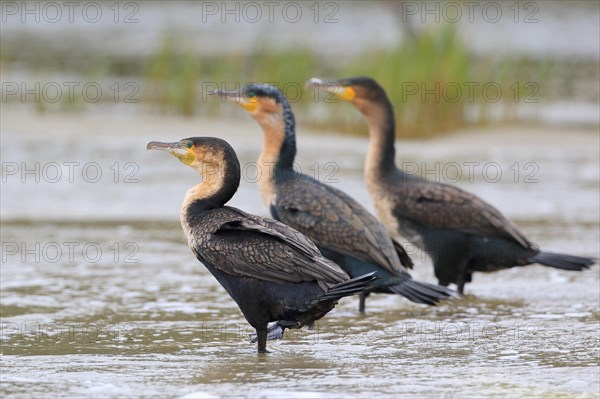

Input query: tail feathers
[320,272,377,301]
[392,238,414,269]
[389,279,457,306]
[530,251,596,271]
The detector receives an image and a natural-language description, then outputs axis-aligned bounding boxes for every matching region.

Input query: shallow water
[1,115,599,398]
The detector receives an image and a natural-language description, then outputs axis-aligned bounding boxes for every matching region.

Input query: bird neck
[181,160,241,215]
[255,103,297,206]
[362,96,398,180]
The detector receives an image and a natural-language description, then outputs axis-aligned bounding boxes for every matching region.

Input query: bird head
[208,84,297,169]
[146,137,239,183]
[305,76,389,113]
[209,83,288,123]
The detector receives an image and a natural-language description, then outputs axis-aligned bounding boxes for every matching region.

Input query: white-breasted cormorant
[147,137,376,353]
[209,84,455,312]
[307,76,596,294]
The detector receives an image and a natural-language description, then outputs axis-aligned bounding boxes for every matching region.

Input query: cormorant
[306,76,596,294]
[147,137,376,353]
[209,84,455,312]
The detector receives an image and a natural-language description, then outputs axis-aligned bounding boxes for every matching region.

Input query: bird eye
[186,142,193,149]
[246,91,256,98]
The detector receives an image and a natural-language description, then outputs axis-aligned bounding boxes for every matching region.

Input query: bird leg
[255,329,268,353]
[456,266,474,294]
[358,293,370,313]
[456,276,466,295]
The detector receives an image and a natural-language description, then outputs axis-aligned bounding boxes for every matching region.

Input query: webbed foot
[250,322,285,343]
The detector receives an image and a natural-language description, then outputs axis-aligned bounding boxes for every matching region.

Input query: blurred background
[2,0,599,136]
[1,2,599,398]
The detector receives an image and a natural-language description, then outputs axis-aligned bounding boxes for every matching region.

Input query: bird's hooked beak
[147,141,195,165]
[305,78,356,101]
[208,89,258,112]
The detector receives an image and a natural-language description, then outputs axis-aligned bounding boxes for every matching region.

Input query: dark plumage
[307,76,596,294]
[210,84,455,312]
[147,137,375,353]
